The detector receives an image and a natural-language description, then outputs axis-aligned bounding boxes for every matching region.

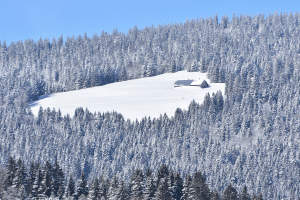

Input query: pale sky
[1,0,299,44]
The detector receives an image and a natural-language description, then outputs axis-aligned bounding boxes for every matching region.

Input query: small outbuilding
[191,79,209,88]
[199,80,209,88]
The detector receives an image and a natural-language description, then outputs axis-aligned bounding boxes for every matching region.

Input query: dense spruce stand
[1,157,264,199]
[0,12,300,199]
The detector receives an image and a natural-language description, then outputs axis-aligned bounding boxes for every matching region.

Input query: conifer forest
[1,12,300,199]
[1,157,263,199]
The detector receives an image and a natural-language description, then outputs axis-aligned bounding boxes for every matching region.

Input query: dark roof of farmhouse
[174,80,194,86]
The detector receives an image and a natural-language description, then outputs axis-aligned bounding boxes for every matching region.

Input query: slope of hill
[1,12,300,199]
[30,71,225,120]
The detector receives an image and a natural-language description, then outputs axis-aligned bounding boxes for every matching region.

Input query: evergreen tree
[12,158,27,190]
[119,66,128,81]
[168,60,176,73]
[240,186,250,200]
[116,180,127,200]
[104,64,114,84]
[154,177,171,200]
[130,169,144,199]
[3,158,27,200]
[31,167,43,198]
[66,174,75,198]
[172,172,183,200]
[77,171,89,198]
[43,160,53,197]
[200,57,207,72]
[156,164,169,188]
[211,189,220,200]
[53,161,65,198]
[75,70,84,90]
[99,177,109,199]
[36,175,47,199]
[144,175,156,200]
[108,174,119,199]
[168,171,175,197]
[193,171,210,200]
[145,168,152,178]
[142,64,148,77]
[252,193,263,200]
[26,162,36,196]
[188,59,198,72]
[89,178,100,200]
[3,156,17,189]
[146,61,156,77]
[181,174,192,200]
[223,184,238,200]
[57,183,65,200]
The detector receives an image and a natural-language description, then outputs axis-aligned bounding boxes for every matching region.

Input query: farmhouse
[173,80,194,87]
[174,79,209,88]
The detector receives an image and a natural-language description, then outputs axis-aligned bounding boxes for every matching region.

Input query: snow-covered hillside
[30,71,225,120]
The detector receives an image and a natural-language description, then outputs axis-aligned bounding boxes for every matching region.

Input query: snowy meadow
[30,71,225,120]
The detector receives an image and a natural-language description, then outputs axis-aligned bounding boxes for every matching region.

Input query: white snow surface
[30,71,225,121]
